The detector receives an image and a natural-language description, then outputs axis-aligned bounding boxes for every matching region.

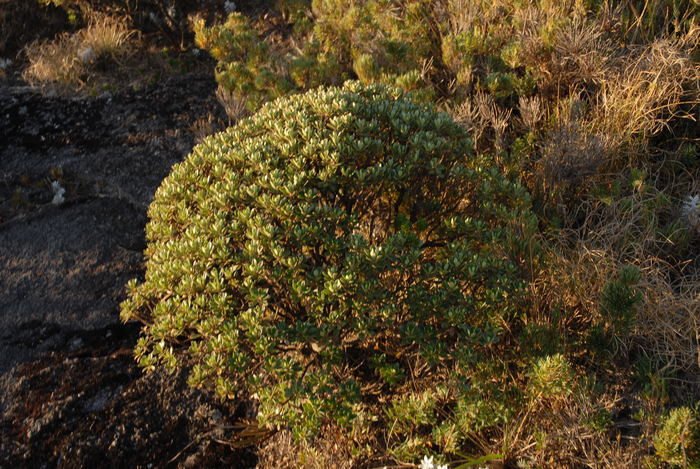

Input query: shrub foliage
[121,82,533,442]
[654,406,700,468]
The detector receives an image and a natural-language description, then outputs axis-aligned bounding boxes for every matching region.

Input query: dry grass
[527,28,699,213]
[507,389,649,468]
[448,92,511,153]
[257,427,359,469]
[215,85,250,124]
[448,98,482,138]
[474,91,512,152]
[517,96,543,133]
[441,1,699,212]
[536,98,608,201]
[636,261,700,372]
[588,31,700,163]
[532,177,700,372]
[523,227,696,466]
[81,12,135,57]
[23,34,83,87]
[549,16,613,90]
[531,244,616,334]
[448,338,654,468]
[23,12,136,89]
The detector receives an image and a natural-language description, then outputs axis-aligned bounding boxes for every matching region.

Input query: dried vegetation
[23,12,136,88]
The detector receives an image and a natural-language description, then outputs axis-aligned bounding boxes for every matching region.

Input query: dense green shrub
[121,82,534,448]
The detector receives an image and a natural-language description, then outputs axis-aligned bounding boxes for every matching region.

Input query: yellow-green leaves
[121,82,534,450]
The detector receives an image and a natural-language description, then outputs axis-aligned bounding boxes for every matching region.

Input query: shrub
[654,406,700,468]
[193,12,293,110]
[194,1,443,111]
[527,354,576,401]
[121,82,534,450]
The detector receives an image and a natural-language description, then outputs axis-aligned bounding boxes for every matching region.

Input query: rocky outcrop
[0,73,255,467]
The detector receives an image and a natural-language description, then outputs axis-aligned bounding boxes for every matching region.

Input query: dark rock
[0,72,254,467]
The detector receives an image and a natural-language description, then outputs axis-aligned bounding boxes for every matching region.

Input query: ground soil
[0,65,258,467]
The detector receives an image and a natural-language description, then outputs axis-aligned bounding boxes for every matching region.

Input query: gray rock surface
[0,73,256,467]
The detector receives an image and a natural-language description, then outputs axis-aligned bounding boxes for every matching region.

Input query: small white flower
[420,456,435,469]
[0,58,11,70]
[51,192,65,205]
[685,195,700,210]
[148,11,161,24]
[224,1,237,13]
[437,465,448,469]
[51,180,66,205]
[77,47,96,63]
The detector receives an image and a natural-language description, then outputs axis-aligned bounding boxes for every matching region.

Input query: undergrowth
[34,0,695,466]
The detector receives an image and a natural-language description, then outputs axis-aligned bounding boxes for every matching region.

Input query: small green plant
[121,82,534,457]
[586,264,643,357]
[654,406,700,468]
[584,408,613,433]
[527,354,576,400]
[600,264,643,334]
[634,356,675,409]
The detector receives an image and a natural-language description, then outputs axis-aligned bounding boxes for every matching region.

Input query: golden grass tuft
[23,33,83,87]
[23,12,136,89]
[549,16,613,89]
[79,12,135,58]
[589,30,700,163]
